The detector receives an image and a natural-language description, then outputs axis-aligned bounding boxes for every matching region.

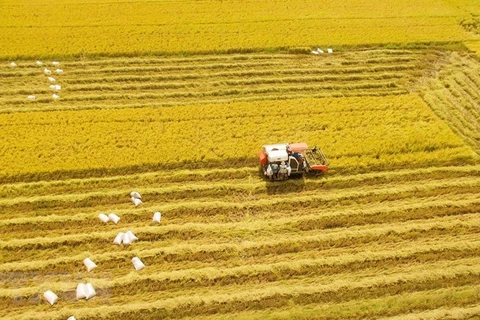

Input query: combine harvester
[259,142,329,181]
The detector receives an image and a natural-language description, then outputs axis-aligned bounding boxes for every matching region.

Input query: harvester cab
[258,142,329,181]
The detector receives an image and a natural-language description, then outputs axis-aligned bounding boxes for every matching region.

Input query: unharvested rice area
[0,0,472,58]
[0,94,475,180]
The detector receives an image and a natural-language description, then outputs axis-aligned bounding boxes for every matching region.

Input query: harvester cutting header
[259,142,329,181]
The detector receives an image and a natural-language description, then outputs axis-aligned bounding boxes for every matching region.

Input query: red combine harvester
[258,142,329,181]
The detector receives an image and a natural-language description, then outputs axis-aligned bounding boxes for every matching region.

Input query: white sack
[132,257,145,271]
[131,197,142,207]
[113,232,124,245]
[125,230,138,241]
[122,232,133,245]
[153,211,161,223]
[108,213,120,224]
[98,213,110,223]
[76,283,87,299]
[83,257,97,272]
[85,283,96,300]
[130,191,142,199]
[44,290,58,305]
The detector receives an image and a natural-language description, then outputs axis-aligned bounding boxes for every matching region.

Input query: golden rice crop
[0,94,474,179]
[465,40,480,55]
[1,0,480,317]
[0,0,473,58]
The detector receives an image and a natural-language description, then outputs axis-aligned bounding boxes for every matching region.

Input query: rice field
[0,0,478,59]
[1,47,480,319]
[2,0,480,319]
[0,49,477,180]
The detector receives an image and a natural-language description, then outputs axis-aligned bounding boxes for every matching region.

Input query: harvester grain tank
[259,142,329,181]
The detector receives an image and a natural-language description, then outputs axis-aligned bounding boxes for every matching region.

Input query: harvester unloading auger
[258,142,329,181]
